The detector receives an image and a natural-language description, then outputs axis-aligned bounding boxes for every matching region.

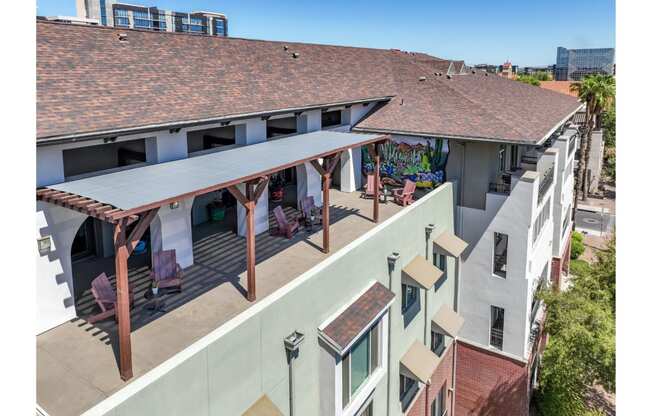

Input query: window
[342,323,380,408]
[493,232,508,278]
[437,382,447,416]
[152,13,166,30]
[133,10,150,29]
[99,0,107,25]
[213,18,226,36]
[510,144,519,171]
[400,374,417,403]
[114,8,129,27]
[436,254,447,274]
[360,401,373,416]
[490,306,505,350]
[532,198,551,245]
[401,284,418,312]
[431,331,445,356]
[322,110,342,127]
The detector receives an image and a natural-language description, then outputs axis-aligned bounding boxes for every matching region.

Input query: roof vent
[485,72,489,76]
[292,52,300,59]
[283,45,289,51]
[419,76,426,82]
[471,69,476,74]
[446,74,451,79]
[117,33,128,42]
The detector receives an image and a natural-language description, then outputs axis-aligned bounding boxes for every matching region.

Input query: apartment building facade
[76,0,228,36]
[35,21,580,416]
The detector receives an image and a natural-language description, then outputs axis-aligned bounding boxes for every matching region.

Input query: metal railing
[521,154,539,165]
[568,134,577,156]
[538,167,554,203]
[490,329,504,350]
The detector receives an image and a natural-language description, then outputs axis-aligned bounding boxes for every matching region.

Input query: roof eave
[37,96,394,147]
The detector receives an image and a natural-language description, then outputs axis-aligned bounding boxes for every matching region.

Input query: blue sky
[36,0,615,66]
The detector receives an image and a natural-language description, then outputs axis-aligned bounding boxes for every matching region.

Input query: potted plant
[151,281,159,296]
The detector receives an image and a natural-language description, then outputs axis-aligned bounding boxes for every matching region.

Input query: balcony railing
[521,154,538,165]
[568,134,577,156]
[538,167,554,204]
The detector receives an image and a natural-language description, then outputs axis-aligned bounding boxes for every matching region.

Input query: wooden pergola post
[366,143,381,223]
[310,154,341,254]
[227,176,269,302]
[113,208,159,381]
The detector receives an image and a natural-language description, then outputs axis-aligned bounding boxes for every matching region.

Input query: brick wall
[406,342,455,416]
[454,341,529,416]
[551,257,561,291]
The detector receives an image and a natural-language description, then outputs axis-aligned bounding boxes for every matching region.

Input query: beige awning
[242,395,283,416]
[431,304,465,338]
[400,340,441,384]
[432,231,468,258]
[402,255,443,289]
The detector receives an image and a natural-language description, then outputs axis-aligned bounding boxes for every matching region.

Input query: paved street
[575,208,615,236]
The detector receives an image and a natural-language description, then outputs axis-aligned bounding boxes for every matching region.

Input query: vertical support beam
[322,172,331,254]
[113,218,132,381]
[373,144,381,223]
[245,182,256,301]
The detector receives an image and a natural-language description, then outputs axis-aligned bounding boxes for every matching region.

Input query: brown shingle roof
[37,21,581,144]
[321,282,394,352]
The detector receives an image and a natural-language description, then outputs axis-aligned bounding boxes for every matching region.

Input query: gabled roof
[37,21,581,145]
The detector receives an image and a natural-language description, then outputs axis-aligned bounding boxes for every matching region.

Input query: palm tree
[570,75,615,207]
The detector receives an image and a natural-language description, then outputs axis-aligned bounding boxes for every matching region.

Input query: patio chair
[392,180,416,206]
[362,174,383,199]
[87,272,134,324]
[299,196,322,225]
[150,249,183,292]
[272,206,299,239]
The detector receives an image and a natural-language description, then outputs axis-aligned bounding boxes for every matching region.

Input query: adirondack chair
[299,196,322,225]
[87,272,134,324]
[362,174,383,199]
[150,249,183,292]
[392,180,416,206]
[272,206,299,239]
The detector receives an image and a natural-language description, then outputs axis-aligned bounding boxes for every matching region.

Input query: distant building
[498,61,517,79]
[76,0,228,36]
[473,64,498,74]
[555,47,615,81]
[522,66,555,79]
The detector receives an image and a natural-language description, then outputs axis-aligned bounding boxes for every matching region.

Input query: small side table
[381,188,391,204]
[143,288,167,316]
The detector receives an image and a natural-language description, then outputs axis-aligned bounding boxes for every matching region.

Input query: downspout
[425,224,434,347]
[451,338,458,416]
[284,331,305,416]
[386,252,400,416]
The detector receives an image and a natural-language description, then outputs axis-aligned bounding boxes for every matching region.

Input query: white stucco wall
[36,201,88,334]
[551,130,577,257]
[36,146,64,187]
[150,198,195,268]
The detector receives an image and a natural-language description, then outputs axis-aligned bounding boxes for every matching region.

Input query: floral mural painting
[363,138,448,189]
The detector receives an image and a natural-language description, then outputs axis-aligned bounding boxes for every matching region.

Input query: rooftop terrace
[37,189,410,416]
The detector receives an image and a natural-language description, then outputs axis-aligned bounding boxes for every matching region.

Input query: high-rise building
[555,46,615,81]
[76,0,228,36]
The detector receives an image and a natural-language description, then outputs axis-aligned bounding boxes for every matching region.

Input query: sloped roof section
[37,21,581,145]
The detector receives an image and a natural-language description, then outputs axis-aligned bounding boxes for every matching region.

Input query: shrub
[570,259,591,276]
[571,238,585,260]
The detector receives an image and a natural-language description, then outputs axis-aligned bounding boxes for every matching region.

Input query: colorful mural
[363,138,449,189]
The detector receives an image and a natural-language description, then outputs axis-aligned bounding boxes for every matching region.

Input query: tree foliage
[516,74,541,86]
[536,236,616,415]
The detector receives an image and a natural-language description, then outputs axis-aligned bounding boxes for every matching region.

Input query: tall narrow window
[431,331,445,356]
[490,306,505,350]
[437,382,447,416]
[493,232,508,278]
[510,145,519,171]
[401,284,418,312]
[341,323,380,409]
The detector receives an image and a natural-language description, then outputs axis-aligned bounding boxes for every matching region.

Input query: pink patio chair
[87,272,134,324]
[392,180,416,206]
[362,174,383,199]
[150,249,183,292]
[272,206,299,239]
[299,196,322,225]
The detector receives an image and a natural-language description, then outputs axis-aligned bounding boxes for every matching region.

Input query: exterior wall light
[169,201,180,210]
[37,236,52,255]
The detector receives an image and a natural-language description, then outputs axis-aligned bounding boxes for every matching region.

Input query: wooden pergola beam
[227,177,269,302]
[310,153,341,254]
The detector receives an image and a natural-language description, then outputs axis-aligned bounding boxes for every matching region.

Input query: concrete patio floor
[37,189,407,416]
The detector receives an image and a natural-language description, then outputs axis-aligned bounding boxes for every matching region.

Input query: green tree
[571,75,616,209]
[536,236,616,415]
[532,71,552,81]
[601,107,616,180]
[516,74,541,86]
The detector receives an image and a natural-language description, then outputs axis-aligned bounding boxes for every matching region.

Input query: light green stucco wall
[107,183,456,416]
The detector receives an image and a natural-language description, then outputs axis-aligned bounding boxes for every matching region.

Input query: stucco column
[296,162,323,208]
[236,182,269,236]
[150,198,194,268]
[339,147,362,192]
[297,109,321,133]
[146,129,188,163]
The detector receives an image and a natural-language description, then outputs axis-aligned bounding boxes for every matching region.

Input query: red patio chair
[299,196,322,225]
[87,272,134,324]
[362,174,383,199]
[272,206,299,239]
[150,249,183,292]
[392,180,416,206]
